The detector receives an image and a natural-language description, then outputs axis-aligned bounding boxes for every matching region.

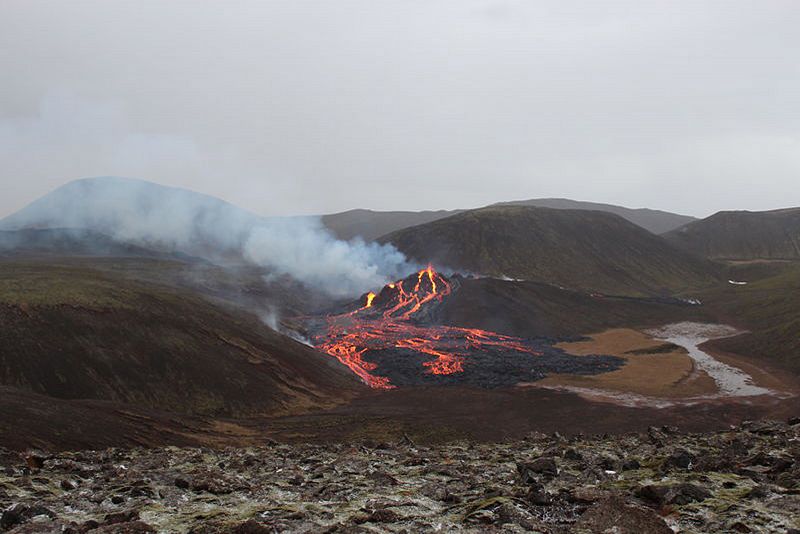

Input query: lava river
[311,267,622,389]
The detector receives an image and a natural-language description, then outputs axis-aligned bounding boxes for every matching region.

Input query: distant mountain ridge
[4,178,697,247]
[491,198,696,235]
[322,198,695,241]
[321,208,463,242]
[664,208,800,260]
[0,176,265,259]
[380,205,718,296]
[0,177,422,296]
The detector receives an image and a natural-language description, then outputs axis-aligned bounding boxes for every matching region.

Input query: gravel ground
[2,419,799,533]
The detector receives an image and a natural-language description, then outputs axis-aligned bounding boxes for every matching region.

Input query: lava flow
[313,266,545,389]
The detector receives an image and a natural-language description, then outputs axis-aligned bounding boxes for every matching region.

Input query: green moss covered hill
[665,208,800,260]
[0,260,361,418]
[381,206,719,296]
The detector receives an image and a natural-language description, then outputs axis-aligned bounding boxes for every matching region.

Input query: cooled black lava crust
[362,341,624,388]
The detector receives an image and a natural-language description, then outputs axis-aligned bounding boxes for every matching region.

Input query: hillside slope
[701,262,800,372]
[493,198,695,234]
[0,260,362,417]
[381,206,718,296]
[664,208,800,260]
[321,208,461,241]
[322,199,694,241]
[435,277,707,339]
[0,228,189,259]
[0,385,231,451]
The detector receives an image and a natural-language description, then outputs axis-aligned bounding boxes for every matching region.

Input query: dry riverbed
[532,323,794,408]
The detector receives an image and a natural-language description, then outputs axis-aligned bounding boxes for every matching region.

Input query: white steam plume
[259,306,312,346]
[0,176,415,296]
[244,218,412,296]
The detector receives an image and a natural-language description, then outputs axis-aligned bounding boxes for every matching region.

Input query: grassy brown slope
[493,198,695,234]
[322,200,695,242]
[0,228,178,259]
[381,206,719,296]
[700,262,800,372]
[665,208,800,260]
[321,208,460,242]
[260,386,799,444]
[44,255,338,317]
[0,385,233,451]
[434,278,708,339]
[0,260,362,417]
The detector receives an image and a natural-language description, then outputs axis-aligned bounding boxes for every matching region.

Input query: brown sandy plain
[535,328,720,398]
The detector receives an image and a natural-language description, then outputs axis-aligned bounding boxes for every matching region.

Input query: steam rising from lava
[243,218,413,297]
[1,177,414,296]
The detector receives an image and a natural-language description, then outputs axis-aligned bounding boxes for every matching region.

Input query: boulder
[103,510,140,526]
[661,449,694,470]
[517,457,558,482]
[621,458,641,471]
[637,483,712,506]
[365,508,399,523]
[569,486,613,504]
[1,504,56,531]
[231,520,273,533]
[495,502,548,531]
[573,497,672,534]
[92,521,156,533]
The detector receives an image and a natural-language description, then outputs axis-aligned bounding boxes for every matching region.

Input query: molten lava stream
[394,336,464,375]
[462,328,542,355]
[314,265,541,388]
[316,326,393,389]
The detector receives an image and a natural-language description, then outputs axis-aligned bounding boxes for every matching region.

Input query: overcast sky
[1,1,799,218]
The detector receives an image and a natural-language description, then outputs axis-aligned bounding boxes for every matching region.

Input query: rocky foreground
[2,420,800,533]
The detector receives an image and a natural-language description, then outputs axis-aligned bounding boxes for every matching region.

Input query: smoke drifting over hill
[0,177,414,296]
[244,219,412,297]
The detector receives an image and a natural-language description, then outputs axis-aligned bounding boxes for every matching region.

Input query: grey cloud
[1,0,799,218]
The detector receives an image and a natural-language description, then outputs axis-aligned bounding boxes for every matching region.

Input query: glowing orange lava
[314,266,541,389]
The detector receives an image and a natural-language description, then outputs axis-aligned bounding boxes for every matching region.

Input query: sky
[1,0,799,219]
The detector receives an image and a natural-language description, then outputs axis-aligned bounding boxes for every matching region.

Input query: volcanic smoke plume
[0,177,414,296]
[309,266,623,388]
